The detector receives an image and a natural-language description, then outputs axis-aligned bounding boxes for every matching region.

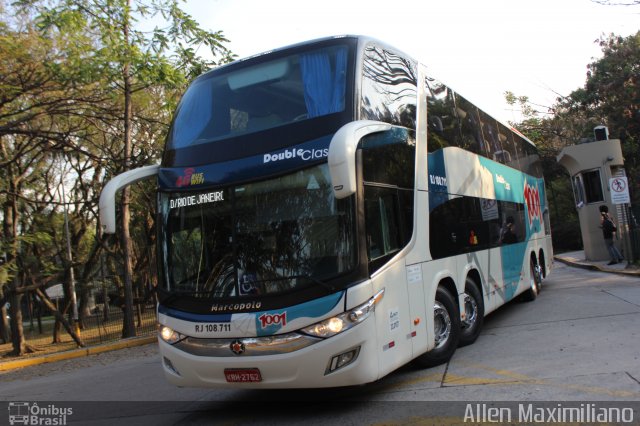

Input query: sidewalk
[0,336,156,372]
[554,249,640,276]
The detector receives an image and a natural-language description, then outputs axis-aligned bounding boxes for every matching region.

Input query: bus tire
[522,257,541,302]
[415,286,460,368]
[538,250,546,279]
[458,277,484,347]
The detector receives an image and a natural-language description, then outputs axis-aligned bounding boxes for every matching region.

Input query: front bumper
[158,314,379,388]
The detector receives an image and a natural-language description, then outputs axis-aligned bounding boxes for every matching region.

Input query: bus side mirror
[328,120,392,199]
[99,165,160,234]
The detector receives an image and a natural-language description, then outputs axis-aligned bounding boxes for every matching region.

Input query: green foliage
[556,32,640,207]
[508,31,640,251]
[1,0,234,348]
[505,91,539,119]
[20,0,235,90]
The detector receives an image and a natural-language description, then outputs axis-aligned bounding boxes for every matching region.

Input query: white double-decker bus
[100,36,552,388]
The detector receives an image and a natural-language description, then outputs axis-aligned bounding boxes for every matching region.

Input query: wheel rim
[462,293,478,329]
[434,301,452,349]
[530,262,540,295]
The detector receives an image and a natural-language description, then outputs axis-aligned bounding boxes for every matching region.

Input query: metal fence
[622,204,639,263]
[79,303,157,345]
[1,281,157,357]
[16,302,157,350]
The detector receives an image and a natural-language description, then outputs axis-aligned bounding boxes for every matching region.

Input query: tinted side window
[426,77,458,153]
[360,128,416,189]
[454,95,485,155]
[524,142,543,178]
[499,132,520,170]
[495,202,526,245]
[430,197,526,259]
[360,128,415,273]
[169,44,349,149]
[364,186,414,272]
[365,186,402,261]
[425,77,543,178]
[361,44,417,129]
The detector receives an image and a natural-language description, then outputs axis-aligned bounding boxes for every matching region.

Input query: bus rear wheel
[522,257,541,302]
[459,278,484,347]
[415,286,460,368]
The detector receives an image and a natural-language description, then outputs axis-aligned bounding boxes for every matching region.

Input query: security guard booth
[557,137,628,261]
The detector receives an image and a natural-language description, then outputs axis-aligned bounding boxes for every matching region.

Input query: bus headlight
[159,325,184,344]
[301,289,384,338]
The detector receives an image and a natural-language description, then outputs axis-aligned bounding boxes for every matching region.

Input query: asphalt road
[1,261,639,425]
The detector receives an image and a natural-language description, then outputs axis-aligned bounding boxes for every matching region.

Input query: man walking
[599,205,623,265]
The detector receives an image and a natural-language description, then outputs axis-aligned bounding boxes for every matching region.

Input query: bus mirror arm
[328,120,392,199]
[99,165,160,234]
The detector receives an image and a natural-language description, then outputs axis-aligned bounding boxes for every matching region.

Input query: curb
[0,336,157,372]
[554,255,640,277]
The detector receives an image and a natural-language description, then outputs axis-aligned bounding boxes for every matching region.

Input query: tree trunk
[0,289,10,343]
[120,1,136,338]
[4,177,30,355]
[34,293,43,335]
[8,283,27,355]
[0,305,9,343]
[52,299,71,344]
[35,288,84,348]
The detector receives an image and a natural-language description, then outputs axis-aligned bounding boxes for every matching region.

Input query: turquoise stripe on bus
[477,156,525,204]
[255,291,344,337]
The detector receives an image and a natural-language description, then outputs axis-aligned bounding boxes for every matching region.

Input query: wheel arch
[465,268,482,294]
[438,277,459,310]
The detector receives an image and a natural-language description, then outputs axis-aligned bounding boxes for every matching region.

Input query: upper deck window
[167,45,349,150]
[360,44,417,129]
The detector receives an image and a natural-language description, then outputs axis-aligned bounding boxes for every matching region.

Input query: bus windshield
[167,44,349,150]
[158,164,357,298]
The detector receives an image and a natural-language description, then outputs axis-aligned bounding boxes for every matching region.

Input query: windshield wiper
[237,274,337,294]
[160,290,215,303]
[159,292,181,305]
[290,274,336,294]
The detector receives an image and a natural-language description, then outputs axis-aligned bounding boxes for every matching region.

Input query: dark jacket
[602,216,617,239]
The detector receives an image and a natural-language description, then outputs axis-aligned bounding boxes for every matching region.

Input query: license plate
[224,368,262,383]
[194,322,232,335]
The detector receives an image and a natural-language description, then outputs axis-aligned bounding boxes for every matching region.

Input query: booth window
[582,169,604,203]
[573,169,604,206]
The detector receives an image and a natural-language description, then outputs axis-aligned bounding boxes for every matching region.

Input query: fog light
[326,346,361,375]
[163,356,181,376]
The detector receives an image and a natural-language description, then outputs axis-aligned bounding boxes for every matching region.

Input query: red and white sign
[224,368,262,383]
[524,182,541,226]
[259,312,287,328]
[610,177,630,205]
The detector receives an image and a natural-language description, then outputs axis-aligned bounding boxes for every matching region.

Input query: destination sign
[169,191,224,209]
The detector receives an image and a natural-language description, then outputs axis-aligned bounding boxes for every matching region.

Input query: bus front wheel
[415,286,460,368]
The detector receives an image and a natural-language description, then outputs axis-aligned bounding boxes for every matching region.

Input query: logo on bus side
[230,340,246,355]
[258,312,287,328]
[263,148,328,164]
[176,167,205,187]
[524,181,541,226]
[211,301,261,312]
